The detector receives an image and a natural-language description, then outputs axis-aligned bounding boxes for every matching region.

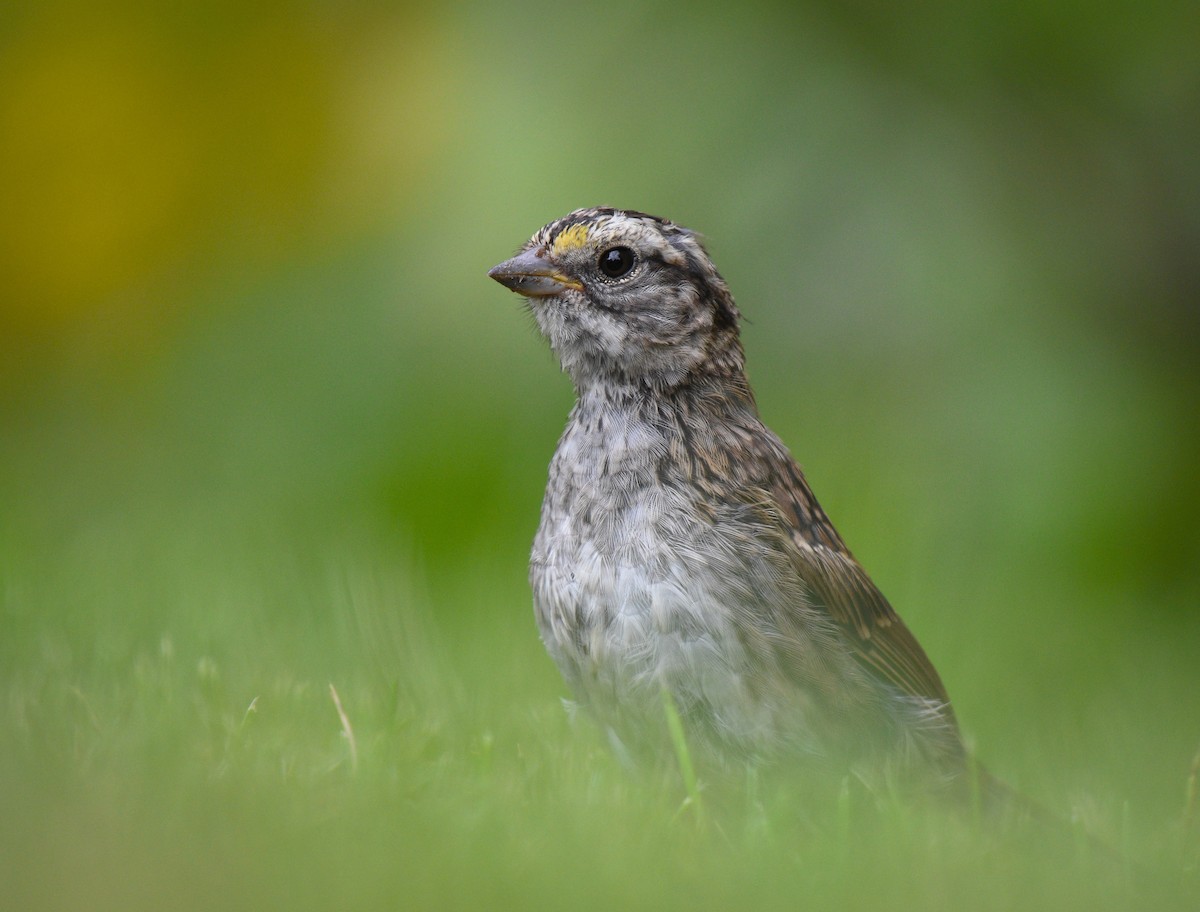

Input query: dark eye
[598,246,636,279]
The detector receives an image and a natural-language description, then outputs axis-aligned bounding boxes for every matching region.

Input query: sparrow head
[489,207,744,391]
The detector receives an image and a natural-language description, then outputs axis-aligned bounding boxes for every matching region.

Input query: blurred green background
[1,1,1198,909]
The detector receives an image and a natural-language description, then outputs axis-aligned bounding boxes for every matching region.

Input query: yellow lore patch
[551,223,590,254]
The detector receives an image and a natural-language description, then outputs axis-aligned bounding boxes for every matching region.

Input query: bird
[488,207,972,794]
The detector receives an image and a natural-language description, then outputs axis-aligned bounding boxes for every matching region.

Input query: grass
[1,507,1197,912]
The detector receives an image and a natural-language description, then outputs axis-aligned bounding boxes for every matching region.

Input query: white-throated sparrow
[490,207,967,788]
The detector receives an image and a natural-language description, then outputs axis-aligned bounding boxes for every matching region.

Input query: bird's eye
[598,246,636,279]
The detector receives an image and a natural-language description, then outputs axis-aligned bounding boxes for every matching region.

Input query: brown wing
[766,451,955,713]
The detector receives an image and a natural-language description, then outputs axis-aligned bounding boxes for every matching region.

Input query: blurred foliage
[0,0,1195,604]
[0,1,1198,908]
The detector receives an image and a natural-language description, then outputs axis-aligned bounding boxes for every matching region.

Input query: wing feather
[764,444,956,713]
